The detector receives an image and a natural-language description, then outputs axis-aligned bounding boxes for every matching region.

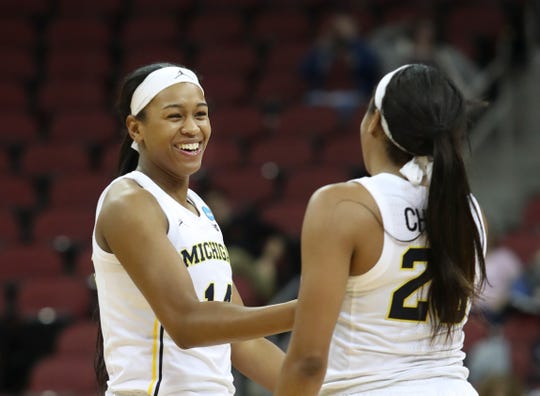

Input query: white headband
[374,64,412,154]
[130,66,204,115]
[374,64,433,186]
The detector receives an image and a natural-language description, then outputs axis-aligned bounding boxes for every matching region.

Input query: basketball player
[92,63,295,395]
[275,64,487,395]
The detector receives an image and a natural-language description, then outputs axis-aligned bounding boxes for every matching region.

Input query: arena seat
[26,354,97,395]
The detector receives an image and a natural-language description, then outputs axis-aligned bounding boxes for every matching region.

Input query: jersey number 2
[388,247,430,322]
[204,283,232,302]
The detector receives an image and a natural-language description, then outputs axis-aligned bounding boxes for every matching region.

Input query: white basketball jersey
[321,173,486,395]
[92,171,234,395]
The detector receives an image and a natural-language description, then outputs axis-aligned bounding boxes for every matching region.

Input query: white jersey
[321,173,486,395]
[92,171,235,396]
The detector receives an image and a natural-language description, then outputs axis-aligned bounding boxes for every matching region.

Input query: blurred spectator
[467,329,512,388]
[202,187,298,305]
[510,250,540,315]
[475,229,524,324]
[475,373,524,396]
[300,11,381,114]
[370,17,480,98]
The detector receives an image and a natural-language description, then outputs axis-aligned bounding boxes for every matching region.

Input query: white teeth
[178,142,199,151]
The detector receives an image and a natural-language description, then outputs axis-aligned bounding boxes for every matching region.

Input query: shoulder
[99,178,166,228]
[310,181,375,209]
[104,178,156,209]
[306,181,380,229]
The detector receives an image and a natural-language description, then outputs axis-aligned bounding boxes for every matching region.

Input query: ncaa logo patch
[202,206,215,221]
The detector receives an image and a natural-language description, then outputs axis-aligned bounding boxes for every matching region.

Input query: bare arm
[230,284,288,392]
[274,183,379,395]
[96,180,295,349]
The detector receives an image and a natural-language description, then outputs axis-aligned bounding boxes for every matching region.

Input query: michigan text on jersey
[180,241,230,267]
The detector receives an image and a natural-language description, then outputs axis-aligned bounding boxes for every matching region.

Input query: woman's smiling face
[130,82,211,180]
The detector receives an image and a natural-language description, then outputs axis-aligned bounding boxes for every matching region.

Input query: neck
[136,165,190,206]
[367,157,405,179]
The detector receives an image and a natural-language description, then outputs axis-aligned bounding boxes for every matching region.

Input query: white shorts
[321,378,478,395]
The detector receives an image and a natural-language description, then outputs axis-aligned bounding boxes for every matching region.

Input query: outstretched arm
[96,180,295,349]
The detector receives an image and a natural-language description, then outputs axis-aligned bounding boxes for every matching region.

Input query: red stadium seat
[27,354,97,394]
[199,0,259,11]
[502,313,540,382]
[194,43,258,77]
[0,48,37,82]
[252,10,311,46]
[121,45,187,77]
[74,247,94,279]
[200,138,243,171]
[19,143,92,178]
[249,135,315,171]
[44,48,112,81]
[199,73,250,108]
[48,109,118,146]
[0,0,50,18]
[500,230,540,266]
[316,10,376,36]
[0,209,21,246]
[186,11,246,45]
[321,132,364,169]
[381,4,427,25]
[446,4,505,42]
[274,104,339,138]
[0,18,38,51]
[47,173,109,210]
[209,105,265,142]
[264,42,310,73]
[45,17,112,50]
[462,312,491,353]
[254,71,307,108]
[56,320,98,356]
[521,195,540,231]
[55,0,123,18]
[0,81,29,111]
[445,4,505,61]
[99,142,122,177]
[32,207,95,247]
[0,111,40,147]
[0,175,36,210]
[502,313,540,346]
[121,16,180,49]
[17,276,92,321]
[0,150,10,172]
[0,244,64,284]
[130,0,192,16]
[233,274,262,307]
[281,165,349,203]
[37,79,108,115]
[210,167,277,210]
[260,200,307,239]
[259,0,325,7]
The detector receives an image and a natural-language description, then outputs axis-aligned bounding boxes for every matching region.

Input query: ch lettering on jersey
[404,207,426,233]
[180,241,230,267]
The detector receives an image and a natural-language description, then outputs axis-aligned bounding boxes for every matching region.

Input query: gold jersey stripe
[147,318,159,395]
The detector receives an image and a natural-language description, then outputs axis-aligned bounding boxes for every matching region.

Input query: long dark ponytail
[95,62,180,393]
[378,64,486,337]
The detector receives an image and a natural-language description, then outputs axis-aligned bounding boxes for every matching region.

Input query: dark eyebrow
[162,102,208,110]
